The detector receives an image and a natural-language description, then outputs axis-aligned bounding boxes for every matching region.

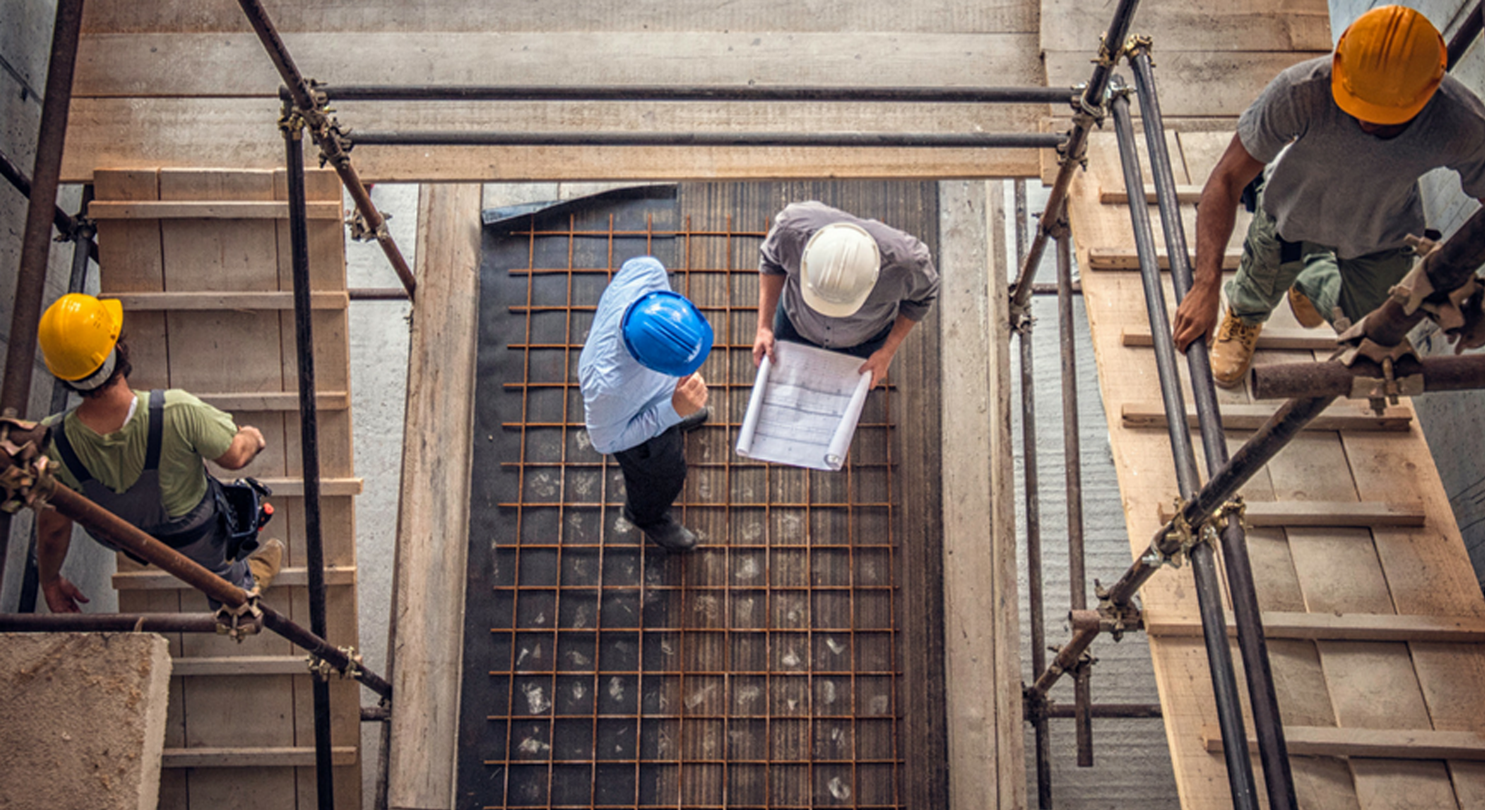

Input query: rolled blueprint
[824,372,873,470]
[734,354,772,458]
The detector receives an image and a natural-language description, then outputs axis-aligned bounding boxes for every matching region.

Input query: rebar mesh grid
[464,191,905,809]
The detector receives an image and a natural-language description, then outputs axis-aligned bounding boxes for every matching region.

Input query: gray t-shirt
[1238,56,1485,259]
[759,201,939,349]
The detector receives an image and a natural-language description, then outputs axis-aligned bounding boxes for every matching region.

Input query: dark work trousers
[613,424,688,529]
[772,303,892,359]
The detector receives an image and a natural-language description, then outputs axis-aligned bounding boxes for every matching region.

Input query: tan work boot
[247,538,284,596]
[1211,308,1263,389]
[1287,286,1324,329]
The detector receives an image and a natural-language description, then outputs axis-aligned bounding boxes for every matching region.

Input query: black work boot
[678,406,710,434]
[624,507,699,552]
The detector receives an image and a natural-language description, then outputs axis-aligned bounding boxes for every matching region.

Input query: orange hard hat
[1332,5,1447,125]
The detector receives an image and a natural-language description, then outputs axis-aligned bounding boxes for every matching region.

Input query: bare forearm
[878,314,917,358]
[1193,180,1242,296]
[36,509,73,584]
[757,274,785,331]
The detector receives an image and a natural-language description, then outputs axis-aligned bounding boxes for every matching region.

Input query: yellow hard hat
[37,293,124,384]
[1332,5,1446,125]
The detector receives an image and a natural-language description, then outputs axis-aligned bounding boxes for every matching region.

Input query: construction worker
[34,294,283,612]
[1172,4,1485,387]
[580,256,713,552]
[752,201,939,387]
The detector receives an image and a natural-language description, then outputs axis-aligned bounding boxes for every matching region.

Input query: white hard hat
[800,222,880,318]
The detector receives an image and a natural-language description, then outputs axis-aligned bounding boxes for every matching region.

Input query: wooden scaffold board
[95,167,363,810]
[1066,130,1485,809]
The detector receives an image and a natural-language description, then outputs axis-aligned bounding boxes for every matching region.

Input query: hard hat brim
[801,283,872,319]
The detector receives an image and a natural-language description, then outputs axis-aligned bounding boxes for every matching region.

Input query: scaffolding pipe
[1251,352,1485,399]
[4,459,393,699]
[313,83,1078,104]
[1014,179,1054,810]
[0,146,96,264]
[1056,229,1095,768]
[352,131,1066,149]
[1009,0,1144,318]
[1127,49,1297,810]
[284,112,337,810]
[233,0,417,299]
[1110,84,1259,810]
[1030,394,1335,701]
[1,0,86,598]
[0,612,254,634]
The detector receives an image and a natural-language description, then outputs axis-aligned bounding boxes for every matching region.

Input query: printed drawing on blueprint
[735,339,872,471]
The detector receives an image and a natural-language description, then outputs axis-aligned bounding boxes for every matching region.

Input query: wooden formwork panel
[1066,130,1485,809]
[95,167,362,810]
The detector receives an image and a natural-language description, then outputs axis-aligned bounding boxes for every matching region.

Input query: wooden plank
[1145,610,1485,643]
[1039,0,1331,54]
[1155,500,1426,528]
[1088,246,1240,271]
[1122,326,1334,351]
[80,2,1038,34]
[89,200,340,219]
[253,478,363,497]
[938,180,1021,808]
[113,566,358,591]
[75,32,1044,96]
[1044,50,1326,118]
[171,656,308,676]
[63,98,1049,182]
[387,184,483,810]
[196,391,351,412]
[1100,185,1203,205]
[161,747,357,768]
[1120,401,1412,432]
[1201,725,1485,761]
[113,291,349,310]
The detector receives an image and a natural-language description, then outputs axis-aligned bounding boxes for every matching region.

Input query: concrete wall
[0,0,113,614]
[1331,1,1485,587]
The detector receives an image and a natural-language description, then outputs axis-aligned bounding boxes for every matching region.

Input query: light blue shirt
[579,256,683,454]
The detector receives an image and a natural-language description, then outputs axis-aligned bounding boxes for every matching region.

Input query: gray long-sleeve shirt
[759,202,938,349]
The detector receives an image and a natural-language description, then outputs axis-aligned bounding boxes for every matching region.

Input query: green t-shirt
[44,389,239,518]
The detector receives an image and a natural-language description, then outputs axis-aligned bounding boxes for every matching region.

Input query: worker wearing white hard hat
[753,202,939,388]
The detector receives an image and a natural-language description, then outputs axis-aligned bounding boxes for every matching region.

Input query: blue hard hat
[621,290,714,376]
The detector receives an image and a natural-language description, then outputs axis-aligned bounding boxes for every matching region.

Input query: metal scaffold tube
[1108,81,1259,810]
[1009,0,1144,319]
[312,83,1078,104]
[283,109,337,810]
[1014,179,1055,810]
[0,613,254,634]
[352,131,1066,149]
[0,417,392,700]
[1127,48,1298,810]
[234,0,417,300]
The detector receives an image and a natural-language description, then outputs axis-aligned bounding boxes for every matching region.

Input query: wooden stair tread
[1087,246,1241,271]
[1157,499,1425,527]
[1099,184,1204,205]
[1121,401,1412,432]
[114,565,357,591]
[1122,326,1336,351]
[170,655,308,677]
[1145,610,1485,643]
[161,746,357,768]
[197,391,351,412]
[113,291,348,311]
[1201,725,1485,761]
[89,200,342,220]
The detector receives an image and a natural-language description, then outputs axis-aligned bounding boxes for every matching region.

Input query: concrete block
[0,633,172,810]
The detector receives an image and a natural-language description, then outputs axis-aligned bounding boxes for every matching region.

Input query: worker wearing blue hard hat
[579,256,714,551]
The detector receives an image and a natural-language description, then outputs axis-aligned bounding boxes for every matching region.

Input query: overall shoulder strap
[144,389,165,471]
[50,415,94,485]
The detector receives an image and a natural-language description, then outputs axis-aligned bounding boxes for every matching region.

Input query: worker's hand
[239,425,266,454]
[752,328,776,367]
[858,348,895,389]
[672,373,709,418]
[42,576,89,614]
[1172,284,1222,353]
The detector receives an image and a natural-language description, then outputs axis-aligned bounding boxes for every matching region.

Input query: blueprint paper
[734,340,872,471]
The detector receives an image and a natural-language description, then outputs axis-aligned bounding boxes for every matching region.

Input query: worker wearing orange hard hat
[1172,5,1485,388]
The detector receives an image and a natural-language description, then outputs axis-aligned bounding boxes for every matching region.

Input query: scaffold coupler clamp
[1123,34,1154,63]
[215,595,263,642]
[1093,580,1144,641]
[0,417,54,515]
[1022,683,1048,721]
[1212,496,1248,532]
[307,645,363,682]
[347,209,390,243]
[1334,323,1424,415]
[1143,497,1204,569]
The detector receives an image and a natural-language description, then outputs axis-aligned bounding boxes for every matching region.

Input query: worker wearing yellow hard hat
[1171,5,1485,388]
[33,293,284,613]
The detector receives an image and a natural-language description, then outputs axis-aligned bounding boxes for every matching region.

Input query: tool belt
[214,476,274,561]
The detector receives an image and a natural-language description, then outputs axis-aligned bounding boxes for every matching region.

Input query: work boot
[678,406,710,434]
[1210,308,1263,389]
[1287,286,1324,329]
[247,538,284,596]
[624,508,699,552]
